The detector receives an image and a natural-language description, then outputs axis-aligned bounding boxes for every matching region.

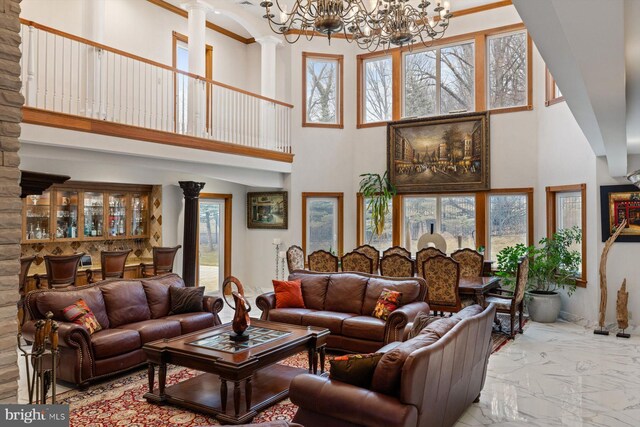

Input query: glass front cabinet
[22,183,152,242]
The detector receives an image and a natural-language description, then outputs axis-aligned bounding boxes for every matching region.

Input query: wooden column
[179,181,205,287]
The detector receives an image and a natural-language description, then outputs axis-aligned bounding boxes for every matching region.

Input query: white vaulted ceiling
[514,0,634,178]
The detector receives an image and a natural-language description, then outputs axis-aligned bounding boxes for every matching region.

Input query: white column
[83,0,105,118]
[256,36,281,99]
[256,36,281,149]
[182,0,210,137]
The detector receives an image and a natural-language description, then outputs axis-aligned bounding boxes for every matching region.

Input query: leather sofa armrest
[384,301,430,344]
[203,295,224,325]
[256,292,276,320]
[22,320,92,350]
[290,374,418,427]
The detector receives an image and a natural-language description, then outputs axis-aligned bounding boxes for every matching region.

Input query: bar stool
[141,245,181,277]
[17,256,36,326]
[87,249,132,283]
[44,253,84,289]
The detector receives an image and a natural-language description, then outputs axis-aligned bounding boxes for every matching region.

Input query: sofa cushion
[118,319,182,344]
[330,353,383,389]
[288,272,330,310]
[370,331,440,396]
[324,274,368,314]
[164,312,215,334]
[100,281,151,328]
[34,286,110,329]
[62,299,102,334]
[142,276,185,318]
[342,316,386,342]
[372,289,402,320]
[407,312,438,340]
[273,279,305,309]
[302,311,357,334]
[268,308,317,325]
[91,328,142,359]
[168,286,204,315]
[371,316,463,396]
[363,277,421,315]
[452,304,483,320]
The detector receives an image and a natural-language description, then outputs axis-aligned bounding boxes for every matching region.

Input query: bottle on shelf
[90,221,96,237]
[35,223,42,240]
[71,221,77,238]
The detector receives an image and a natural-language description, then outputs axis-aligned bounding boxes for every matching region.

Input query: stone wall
[0,0,22,403]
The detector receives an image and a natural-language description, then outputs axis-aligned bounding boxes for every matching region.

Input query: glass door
[83,192,105,238]
[198,198,225,293]
[108,193,127,237]
[54,190,79,239]
[25,191,51,241]
[130,193,149,237]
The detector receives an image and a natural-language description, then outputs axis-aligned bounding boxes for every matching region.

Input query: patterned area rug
[59,327,520,427]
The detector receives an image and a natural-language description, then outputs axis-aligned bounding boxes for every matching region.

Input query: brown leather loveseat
[289,303,497,427]
[23,273,223,386]
[256,270,429,353]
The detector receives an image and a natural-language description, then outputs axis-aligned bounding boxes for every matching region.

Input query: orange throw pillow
[273,279,305,309]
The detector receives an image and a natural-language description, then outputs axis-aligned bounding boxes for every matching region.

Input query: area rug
[59,327,518,426]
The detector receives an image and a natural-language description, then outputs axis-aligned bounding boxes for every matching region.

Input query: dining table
[458,276,501,306]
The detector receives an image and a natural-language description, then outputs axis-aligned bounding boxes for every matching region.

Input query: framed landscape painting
[387,112,490,193]
[247,191,288,229]
[600,185,640,242]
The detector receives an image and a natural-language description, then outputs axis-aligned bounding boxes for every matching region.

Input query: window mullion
[436,48,441,115]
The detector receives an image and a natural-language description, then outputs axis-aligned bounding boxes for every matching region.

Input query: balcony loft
[18,19,294,164]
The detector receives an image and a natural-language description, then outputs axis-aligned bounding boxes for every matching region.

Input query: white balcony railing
[19,20,292,155]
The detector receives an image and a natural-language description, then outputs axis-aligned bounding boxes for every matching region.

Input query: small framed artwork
[600,184,640,242]
[387,111,490,193]
[247,191,288,229]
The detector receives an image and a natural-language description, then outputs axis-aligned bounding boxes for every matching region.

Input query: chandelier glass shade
[628,170,640,188]
[260,0,453,51]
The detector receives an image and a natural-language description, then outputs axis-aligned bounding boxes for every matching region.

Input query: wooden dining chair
[451,248,484,278]
[341,251,374,274]
[308,250,339,272]
[415,247,446,279]
[286,245,305,273]
[354,244,380,274]
[141,245,181,277]
[484,255,529,338]
[44,253,84,288]
[422,255,463,315]
[380,253,415,278]
[382,246,411,259]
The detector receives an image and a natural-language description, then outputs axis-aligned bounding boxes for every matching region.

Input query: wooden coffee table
[143,319,329,425]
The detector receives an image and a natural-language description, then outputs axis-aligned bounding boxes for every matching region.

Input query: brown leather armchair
[290,304,497,427]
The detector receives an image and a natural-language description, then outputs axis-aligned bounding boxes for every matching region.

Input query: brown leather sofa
[256,270,429,353]
[23,273,223,387]
[290,304,497,427]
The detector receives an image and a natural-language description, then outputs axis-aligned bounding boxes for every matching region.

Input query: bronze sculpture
[222,276,252,341]
[616,279,630,338]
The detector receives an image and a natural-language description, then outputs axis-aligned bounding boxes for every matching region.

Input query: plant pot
[527,290,562,323]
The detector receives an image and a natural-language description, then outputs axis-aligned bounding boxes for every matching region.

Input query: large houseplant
[359,172,396,239]
[496,226,582,323]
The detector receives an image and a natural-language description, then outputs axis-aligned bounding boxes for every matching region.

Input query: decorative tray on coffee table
[187,326,291,353]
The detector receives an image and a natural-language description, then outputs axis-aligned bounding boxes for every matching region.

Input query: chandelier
[260,0,453,51]
[628,170,640,188]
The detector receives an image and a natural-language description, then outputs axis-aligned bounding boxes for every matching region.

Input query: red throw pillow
[273,279,305,309]
[62,299,102,334]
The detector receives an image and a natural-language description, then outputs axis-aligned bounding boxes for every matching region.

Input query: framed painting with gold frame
[600,184,640,242]
[247,191,288,229]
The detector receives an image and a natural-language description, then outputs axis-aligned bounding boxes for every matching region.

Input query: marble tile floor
[17,308,640,426]
[457,320,640,426]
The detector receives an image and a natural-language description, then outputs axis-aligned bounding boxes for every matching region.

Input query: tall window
[403,195,476,256]
[303,53,343,128]
[303,193,344,256]
[363,56,393,123]
[487,31,528,110]
[546,184,587,285]
[403,42,474,118]
[488,193,529,261]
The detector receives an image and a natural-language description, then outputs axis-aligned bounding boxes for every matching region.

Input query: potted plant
[359,172,396,239]
[496,226,582,323]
